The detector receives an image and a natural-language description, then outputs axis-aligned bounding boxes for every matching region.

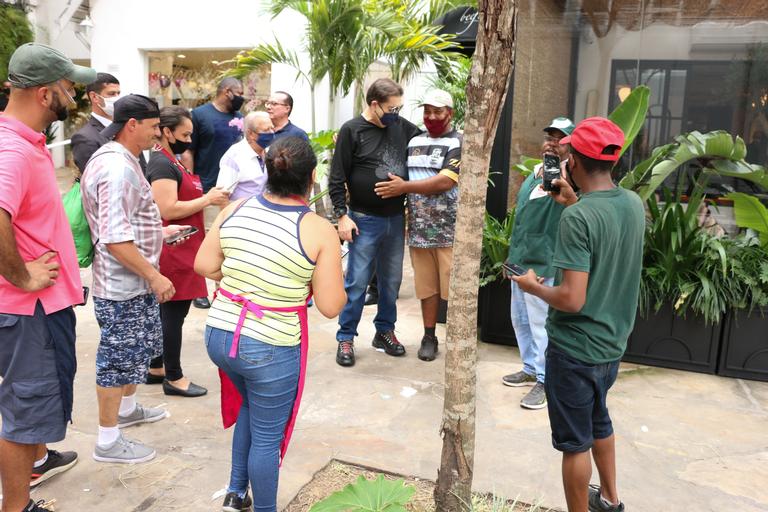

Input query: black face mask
[169,139,191,155]
[230,94,245,112]
[565,160,581,194]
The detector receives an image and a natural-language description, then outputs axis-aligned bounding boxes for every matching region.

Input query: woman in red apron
[146,106,230,397]
[194,136,345,512]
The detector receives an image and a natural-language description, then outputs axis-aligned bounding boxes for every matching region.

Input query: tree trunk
[434,2,518,511]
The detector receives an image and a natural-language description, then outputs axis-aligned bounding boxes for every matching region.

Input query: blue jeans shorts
[544,345,620,453]
[0,302,76,444]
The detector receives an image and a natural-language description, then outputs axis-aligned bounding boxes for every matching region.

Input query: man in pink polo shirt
[0,43,95,512]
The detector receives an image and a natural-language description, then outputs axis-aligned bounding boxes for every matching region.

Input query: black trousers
[149,299,192,381]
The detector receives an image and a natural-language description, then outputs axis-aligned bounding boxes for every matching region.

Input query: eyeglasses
[265,100,288,107]
[378,104,402,114]
[57,82,77,105]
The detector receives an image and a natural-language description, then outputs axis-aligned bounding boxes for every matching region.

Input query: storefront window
[510,0,768,197]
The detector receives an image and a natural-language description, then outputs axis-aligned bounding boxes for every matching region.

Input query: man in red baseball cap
[511,117,645,512]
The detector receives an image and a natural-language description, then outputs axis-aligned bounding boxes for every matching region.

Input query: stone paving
[4,170,767,511]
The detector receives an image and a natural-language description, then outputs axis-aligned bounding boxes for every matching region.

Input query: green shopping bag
[62,179,94,268]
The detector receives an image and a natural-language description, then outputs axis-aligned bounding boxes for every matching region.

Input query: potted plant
[478,208,517,345]
[716,192,768,381]
[624,187,730,373]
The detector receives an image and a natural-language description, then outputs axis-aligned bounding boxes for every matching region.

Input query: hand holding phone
[542,154,561,193]
[164,226,199,245]
[502,262,526,277]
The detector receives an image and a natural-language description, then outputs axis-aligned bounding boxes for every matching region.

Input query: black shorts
[0,302,76,444]
[544,345,620,453]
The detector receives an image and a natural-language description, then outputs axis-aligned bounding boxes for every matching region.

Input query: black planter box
[718,308,768,382]
[478,278,517,346]
[623,304,721,374]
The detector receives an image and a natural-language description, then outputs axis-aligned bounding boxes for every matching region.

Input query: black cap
[101,94,160,140]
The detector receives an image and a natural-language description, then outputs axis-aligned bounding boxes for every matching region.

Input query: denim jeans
[509,278,553,383]
[206,326,300,512]
[336,210,405,341]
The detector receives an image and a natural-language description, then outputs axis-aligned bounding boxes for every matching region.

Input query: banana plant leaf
[725,192,768,247]
[619,130,768,200]
[608,85,650,160]
[309,475,415,512]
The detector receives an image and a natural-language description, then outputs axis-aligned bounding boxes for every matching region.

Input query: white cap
[420,89,454,109]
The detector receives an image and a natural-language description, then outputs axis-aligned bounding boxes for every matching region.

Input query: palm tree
[224,0,465,131]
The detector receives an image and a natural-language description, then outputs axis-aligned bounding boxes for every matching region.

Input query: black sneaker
[588,484,624,512]
[336,340,355,367]
[222,491,253,512]
[24,500,54,511]
[372,331,406,356]
[193,297,211,309]
[417,334,438,361]
[30,449,78,487]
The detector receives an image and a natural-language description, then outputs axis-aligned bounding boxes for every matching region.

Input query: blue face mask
[256,132,275,149]
[380,112,399,126]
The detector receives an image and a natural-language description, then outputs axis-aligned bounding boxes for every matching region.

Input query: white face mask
[98,94,120,117]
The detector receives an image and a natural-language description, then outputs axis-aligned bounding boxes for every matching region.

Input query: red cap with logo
[560,117,625,162]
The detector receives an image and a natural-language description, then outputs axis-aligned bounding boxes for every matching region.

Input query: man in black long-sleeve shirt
[329,78,421,367]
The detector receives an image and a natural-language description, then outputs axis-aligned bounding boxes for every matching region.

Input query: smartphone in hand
[502,262,526,277]
[542,154,561,193]
[164,226,199,245]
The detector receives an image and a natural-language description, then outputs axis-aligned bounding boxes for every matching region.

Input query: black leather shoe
[163,380,208,397]
[222,491,252,512]
[417,334,438,361]
[193,297,211,309]
[363,290,378,306]
[372,331,406,356]
[145,373,165,385]
[336,341,355,367]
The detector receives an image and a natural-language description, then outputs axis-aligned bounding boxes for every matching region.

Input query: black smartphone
[77,286,89,307]
[165,226,199,245]
[502,262,526,277]
[542,154,561,193]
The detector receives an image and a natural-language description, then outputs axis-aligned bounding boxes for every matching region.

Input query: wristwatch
[334,206,348,219]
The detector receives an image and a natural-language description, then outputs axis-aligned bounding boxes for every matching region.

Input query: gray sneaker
[502,370,537,387]
[92,433,156,464]
[118,404,167,428]
[520,382,547,410]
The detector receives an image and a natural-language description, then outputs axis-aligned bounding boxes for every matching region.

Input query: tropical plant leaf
[309,475,415,512]
[511,156,541,178]
[725,192,768,247]
[608,85,650,160]
[619,130,768,200]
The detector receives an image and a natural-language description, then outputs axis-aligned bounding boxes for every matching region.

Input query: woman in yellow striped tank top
[195,137,345,512]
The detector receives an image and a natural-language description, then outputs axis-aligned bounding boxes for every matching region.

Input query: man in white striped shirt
[374,89,461,361]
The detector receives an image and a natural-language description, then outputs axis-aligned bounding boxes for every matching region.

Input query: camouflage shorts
[94,294,162,388]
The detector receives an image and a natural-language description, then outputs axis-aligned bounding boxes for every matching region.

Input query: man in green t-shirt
[503,117,573,410]
[511,117,644,512]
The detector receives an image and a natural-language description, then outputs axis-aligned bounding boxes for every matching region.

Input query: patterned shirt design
[406,130,462,248]
[81,142,163,301]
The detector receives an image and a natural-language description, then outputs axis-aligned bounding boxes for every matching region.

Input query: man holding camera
[511,117,644,512]
[503,117,574,409]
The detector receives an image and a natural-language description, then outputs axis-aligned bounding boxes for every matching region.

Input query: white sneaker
[92,433,156,464]
[118,404,167,428]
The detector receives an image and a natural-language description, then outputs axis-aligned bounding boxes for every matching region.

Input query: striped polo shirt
[406,130,462,248]
[207,195,315,346]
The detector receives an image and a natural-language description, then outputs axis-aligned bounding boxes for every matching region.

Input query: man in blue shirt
[183,77,244,192]
[266,91,309,141]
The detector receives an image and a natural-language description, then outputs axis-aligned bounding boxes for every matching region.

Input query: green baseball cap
[543,117,575,136]
[8,43,96,88]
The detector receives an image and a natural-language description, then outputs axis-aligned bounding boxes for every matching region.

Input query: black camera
[542,154,560,193]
